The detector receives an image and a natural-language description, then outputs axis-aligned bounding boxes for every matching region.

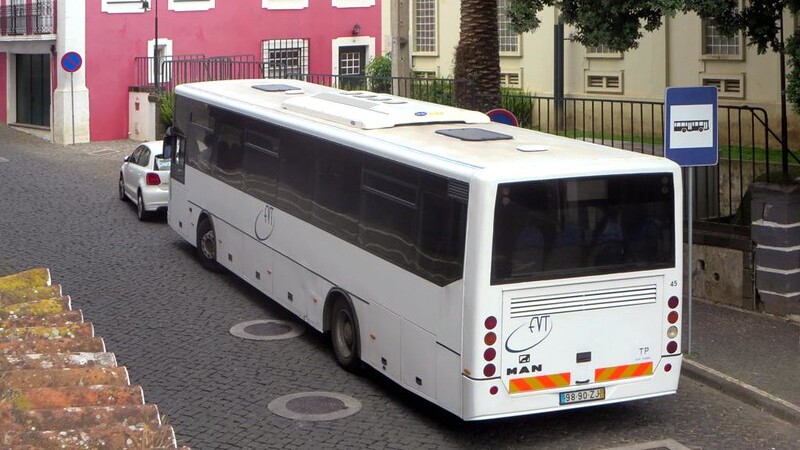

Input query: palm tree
[454,0,501,112]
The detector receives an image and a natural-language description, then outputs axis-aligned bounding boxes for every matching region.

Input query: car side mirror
[124,155,134,163]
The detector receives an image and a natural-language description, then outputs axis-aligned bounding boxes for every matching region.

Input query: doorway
[16,54,50,127]
[338,45,367,90]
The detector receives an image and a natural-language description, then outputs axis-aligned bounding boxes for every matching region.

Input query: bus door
[164,127,192,243]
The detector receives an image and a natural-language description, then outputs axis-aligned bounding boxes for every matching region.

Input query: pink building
[0,0,381,143]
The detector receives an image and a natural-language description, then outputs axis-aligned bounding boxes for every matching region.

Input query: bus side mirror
[162,126,183,160]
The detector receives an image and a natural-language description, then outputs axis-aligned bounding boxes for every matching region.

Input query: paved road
[1,126,798,449]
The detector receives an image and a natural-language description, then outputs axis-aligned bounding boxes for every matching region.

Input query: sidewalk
[682,298,800,425]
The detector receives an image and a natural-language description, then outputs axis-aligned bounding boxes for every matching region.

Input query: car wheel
[137,191,151,221]
[196,218,224,272]
[118,175,127,202]
[330,297,361,372]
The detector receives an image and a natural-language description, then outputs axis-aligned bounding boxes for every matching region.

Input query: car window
[137,148,151,167]
[130,147,144,164]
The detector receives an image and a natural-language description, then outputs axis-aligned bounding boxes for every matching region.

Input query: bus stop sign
[664,86,718,167]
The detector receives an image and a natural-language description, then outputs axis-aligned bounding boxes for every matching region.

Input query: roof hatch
[281,91,490,129]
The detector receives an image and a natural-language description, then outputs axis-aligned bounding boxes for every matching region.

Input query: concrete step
[0,285,62,306]
[8,384,145,409]
[0,351,116,370]
[0,323,94,342]
[0,366,130,389]
[0,268,51,292]
[0,297,72,319]
[13,404,161,432]
[2,423,177,448]
[0,336,106,356]
[0,311,83,328]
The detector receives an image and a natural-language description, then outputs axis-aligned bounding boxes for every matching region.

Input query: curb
[682,359,800,426]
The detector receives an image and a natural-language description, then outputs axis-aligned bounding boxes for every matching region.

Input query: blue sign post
[664,86,718,356]
[60,52,83,145]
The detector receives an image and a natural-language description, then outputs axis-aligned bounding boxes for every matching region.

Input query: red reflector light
[668,296,679,309]
[666,341,678,354]
[664,363,673,372]
[668,311,679,324]
[489,386,499,395]
[484,332,497,346]
[146,173,161,185]
[484,316,497,330]
[483,364,496,377]
[484,348,496,361]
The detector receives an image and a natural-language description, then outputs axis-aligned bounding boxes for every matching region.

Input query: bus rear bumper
[461,355,682,421]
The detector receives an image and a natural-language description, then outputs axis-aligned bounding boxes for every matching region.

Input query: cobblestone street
[1,125,799,449]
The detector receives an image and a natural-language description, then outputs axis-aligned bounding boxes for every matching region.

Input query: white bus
[164,79,683,420]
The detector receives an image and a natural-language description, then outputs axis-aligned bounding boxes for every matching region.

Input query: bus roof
[175,79,678,181]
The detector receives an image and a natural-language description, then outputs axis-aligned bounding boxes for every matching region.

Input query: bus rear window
[491,174,675,285]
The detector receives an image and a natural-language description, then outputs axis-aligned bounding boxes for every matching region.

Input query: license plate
[559,387,605,405]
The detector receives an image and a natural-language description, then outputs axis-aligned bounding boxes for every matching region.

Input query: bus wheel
[331,297,360,372]
[197,218,224,273]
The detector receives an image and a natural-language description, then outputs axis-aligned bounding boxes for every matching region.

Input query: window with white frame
[701,74,745,98]
[498,0,520,55]
[332,0,375,7]
[263,0,308,9]
[413,0,437,54]
[500,71,522,89]
[702,20,741,57]
[585,44,622,58]
[102,0,148,14]
[262,39,309,77]
[168,0,215,12]
[147,38,173,84]
[413,70,438,79]
[585,71,623,94]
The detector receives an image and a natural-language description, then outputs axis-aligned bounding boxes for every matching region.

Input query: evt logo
[254,204,276,241]
[505,315,553,353]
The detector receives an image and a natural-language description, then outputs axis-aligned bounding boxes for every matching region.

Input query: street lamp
[142,0,159,92]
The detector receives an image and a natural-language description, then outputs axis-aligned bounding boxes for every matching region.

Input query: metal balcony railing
[0,1,55,37]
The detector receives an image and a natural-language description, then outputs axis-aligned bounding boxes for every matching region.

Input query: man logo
[519,354,531,364]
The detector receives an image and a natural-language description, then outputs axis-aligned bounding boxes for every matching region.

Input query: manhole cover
[230,319,304,341]
[268,392,361,421]
[603,439,691,450]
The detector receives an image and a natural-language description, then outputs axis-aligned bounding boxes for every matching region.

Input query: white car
[118,141,170,220]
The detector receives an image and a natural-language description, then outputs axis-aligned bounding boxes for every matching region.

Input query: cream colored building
[381,1,799,143]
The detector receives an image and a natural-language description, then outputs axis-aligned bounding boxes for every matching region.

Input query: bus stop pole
[687,168,693,355]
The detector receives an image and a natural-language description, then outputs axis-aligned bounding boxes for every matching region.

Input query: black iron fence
[505,93,799,220]
[0,1,54,36]
[131,61,797,221]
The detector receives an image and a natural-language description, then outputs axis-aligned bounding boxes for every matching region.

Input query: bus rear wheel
[331,297,360,372]
[197,218,224,273]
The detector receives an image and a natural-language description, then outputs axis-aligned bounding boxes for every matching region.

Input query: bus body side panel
[168,179,193,244]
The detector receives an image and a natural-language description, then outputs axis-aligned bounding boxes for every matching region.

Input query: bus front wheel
[331,297,360,372]
[197,218,224,273]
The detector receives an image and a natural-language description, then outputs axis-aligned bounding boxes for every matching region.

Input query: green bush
[366,53,392,93]
[158,91,175,127]
[501,87,533,127]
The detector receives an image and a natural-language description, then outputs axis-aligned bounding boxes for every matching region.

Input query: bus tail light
[667,311,679,324]
[666,341,678,354]
[484,332,497,346]
[667,326,679,339]
[485,316,497,330]
[146,173,162,185]
[484,348,496,361]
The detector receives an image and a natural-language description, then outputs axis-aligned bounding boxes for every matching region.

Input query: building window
[262,39,309,78]
[413,70,438,79]
[585,71,623,94]
[585,44,622,59]
[332,0,375,7]
[102,0,148,14]
[413,0,437,54]
[701,74,745,98]
[168,0,215,12]
[147,38,173,84]
[498,0,520,55]
[263,0,308,10]
[702,20,742,58]
[500,71,522,89]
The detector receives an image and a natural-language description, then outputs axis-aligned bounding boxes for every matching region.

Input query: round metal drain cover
[230,319,304,341]
[268,392,361,421]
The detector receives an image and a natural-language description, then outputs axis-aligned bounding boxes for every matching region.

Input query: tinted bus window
[491,173,675,285]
